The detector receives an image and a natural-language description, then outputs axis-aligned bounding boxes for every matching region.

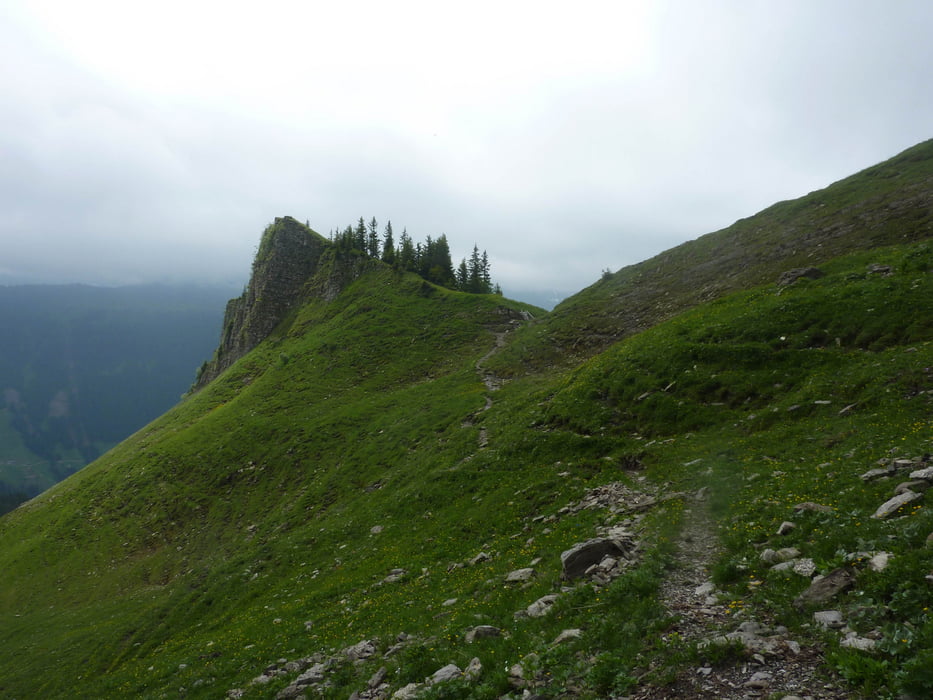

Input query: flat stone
[860,467,895,481]
[794,568,854,609]
[909,466,933,482]
[464,625,502,643]
[391,683,423,699]
[895,480,931,494]
[841,634,877,651]
[504,567,536,583]
[814,610,845,629]
[762,547,800,563]
[430,664,462,684]
[552,628,583,645]
[770,560,796,572]
[872,490,923,519]
[794,501,833,513]
[744,670,773,689]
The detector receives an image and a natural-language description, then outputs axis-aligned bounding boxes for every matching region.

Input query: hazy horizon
[2,1,932,308]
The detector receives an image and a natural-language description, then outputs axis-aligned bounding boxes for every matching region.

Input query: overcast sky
[2,0,931,307]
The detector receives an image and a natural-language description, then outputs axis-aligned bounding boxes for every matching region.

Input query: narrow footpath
[632,494,848,699]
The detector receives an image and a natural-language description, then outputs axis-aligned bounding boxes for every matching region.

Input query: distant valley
[0,284,233,512]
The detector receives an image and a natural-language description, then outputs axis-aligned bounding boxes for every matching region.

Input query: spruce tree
[367,217,380,258]
[381,221,395,265]
[398,229,415,271]
[354,217,367,252]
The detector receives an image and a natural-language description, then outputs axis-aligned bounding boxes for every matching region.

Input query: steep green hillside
[0,144,931,699]
[500,138,933,373]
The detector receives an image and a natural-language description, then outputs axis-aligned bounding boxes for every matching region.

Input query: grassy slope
[498,138,933,374]
[1,244,929,699]
[0,144,931,698]
[0,267,552,697]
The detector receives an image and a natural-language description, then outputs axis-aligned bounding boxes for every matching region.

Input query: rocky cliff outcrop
[192,217,329,389]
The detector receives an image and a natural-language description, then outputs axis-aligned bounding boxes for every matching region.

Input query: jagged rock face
[194,217,327,389]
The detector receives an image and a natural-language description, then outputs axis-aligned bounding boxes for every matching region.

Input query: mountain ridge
[0,140,931,698]
[498,138,933,374]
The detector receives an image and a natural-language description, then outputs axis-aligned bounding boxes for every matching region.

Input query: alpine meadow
[0,140,931,699]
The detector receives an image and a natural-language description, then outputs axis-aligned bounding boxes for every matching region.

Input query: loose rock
[464,625,501,643]
[872,490,923,519]
[560,538,631,579]
[504,567,536,583]
[430,664,462,684]
[794,567,854,609]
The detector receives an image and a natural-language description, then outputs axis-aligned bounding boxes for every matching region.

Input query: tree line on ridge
[327,217,500,295]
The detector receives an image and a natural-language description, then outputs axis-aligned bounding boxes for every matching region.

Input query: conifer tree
[367,217,380,258]
[398,228,415,270]
[381,221,395,265]
[354,217,367,252]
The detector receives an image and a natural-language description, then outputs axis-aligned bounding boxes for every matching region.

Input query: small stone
[504,567,536,583]
[441,598,458,607]
[464,625,501,643]
[777,521,796,535]
[525,594,559,618]
[464,657,482,681]
[868,552,891,572]
[469,551,490,565]
[841,634,877,651]
[370,525,384,534]
[813,610,845,629]
[774,547,800,562]
[792,558,817,577]
[343,640,377,662]
[552,629,583,645]
[860,467,895,481]
[743,670,773,689]
[778,267,823,286]
[507,663,525,689]
[368,667,388,689]
[770,560,796,572]
[794,501,833,513]
[430,664,462,684]
[391,683,423,700]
